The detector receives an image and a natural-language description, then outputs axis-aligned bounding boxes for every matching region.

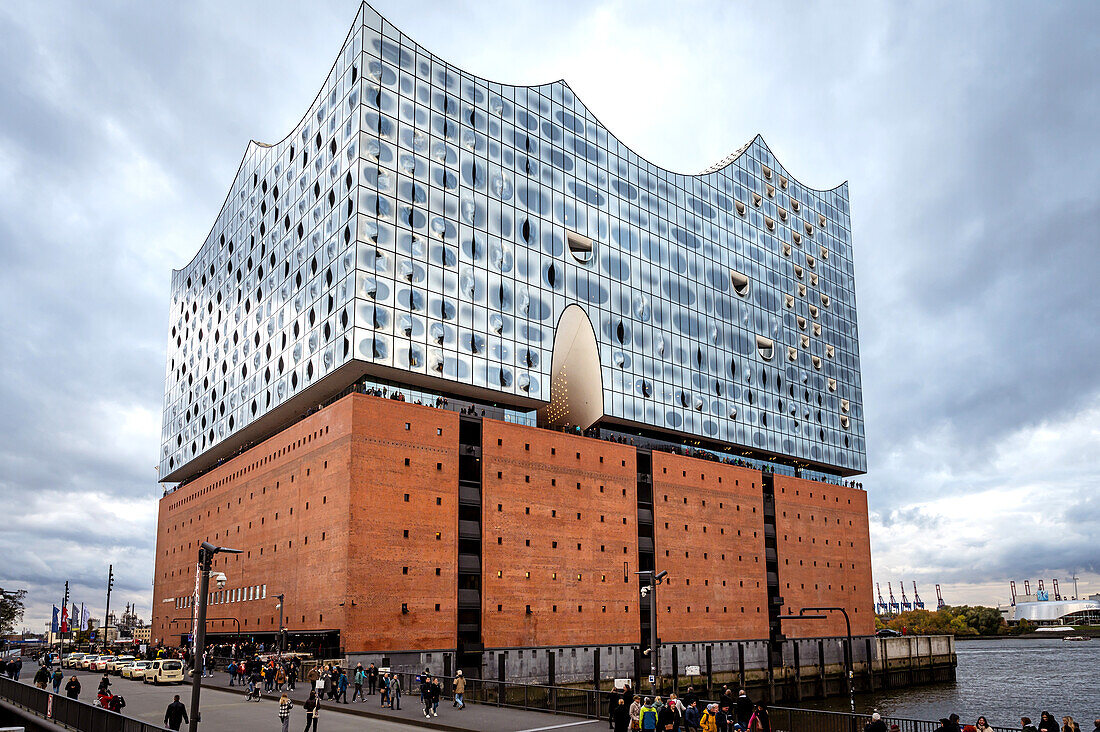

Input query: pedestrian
[1092,721,1100,732]
[287,662,297,691]
[1039,714,1060,732]
[735,690,753,729]
[865,713,888,732]
[430,677,442,716]
[303,690,319,732]
[388,672,401,710]
[1062,717,1081,732]
[684,700,701,731]
[640,697,658,731]
[353,666,365,702]
[380,673,390,707]
[164,694,188,731]
[228,660,238,686]
[65,676,80,699]
[51,667,63,694]
[336,669,348,703]
[1022,719,1039,732]
[32,664,49,689]
[368,663,378,695]
[717,701,733,732]
[322,667,333,700]
[420,675,433,719]
[630,695,642,731]
[748,703,770,732]
[453,670,466,709]
[611,696,631,732]
[306,665,319,689]
[277,665,287,692]
[11,657,22,681]
[657,699,678,731]
[976,717,992,732]
[700,704,719,732]
[278,693,293,732]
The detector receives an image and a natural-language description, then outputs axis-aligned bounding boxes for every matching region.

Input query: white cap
[872,713,881,720]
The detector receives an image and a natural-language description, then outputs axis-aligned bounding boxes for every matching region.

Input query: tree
[0,588,28,636]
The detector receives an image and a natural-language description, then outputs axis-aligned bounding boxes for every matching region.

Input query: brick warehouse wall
[480,420,639,648]
[153,394,873,661]
[773,474,874,638]
[650,452,770,643]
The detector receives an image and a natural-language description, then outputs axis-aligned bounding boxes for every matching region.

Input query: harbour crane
[936,584,945,608]
[876,582,889,615]
[888,582,900,614]
[1037,579,1048,601]
[1024,580,1031,597]
[1052,578,1061,601]
[1010,581,1017,606]
[913,581,925,609]
[900,581,912,612]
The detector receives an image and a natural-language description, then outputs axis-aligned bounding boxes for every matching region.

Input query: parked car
[108,656,135,673]
[143,659,185,685]
[90,655,116,671]
[63,653,86,668]
[876,628,903,637]
[121,661,151,679]
[80,655,100,669]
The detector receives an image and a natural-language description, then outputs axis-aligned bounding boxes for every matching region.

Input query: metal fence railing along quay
[0,674,168,732]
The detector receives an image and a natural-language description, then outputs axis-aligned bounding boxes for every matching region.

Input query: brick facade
[152,394,873,656]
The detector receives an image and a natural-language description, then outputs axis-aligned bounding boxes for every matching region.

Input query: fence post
[864,637,875,692]
[818,640,827,698]
[793,641,802,702]
[706,646,713,696]
[672,645,679,694]
[593,647,600,694]
[498,653,506,707]
[737,643,745,688]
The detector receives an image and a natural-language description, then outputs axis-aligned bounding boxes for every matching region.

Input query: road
[43,667,425,731]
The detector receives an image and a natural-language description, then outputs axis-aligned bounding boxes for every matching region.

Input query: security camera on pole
[188,541,241,732]
[635,569,668,696]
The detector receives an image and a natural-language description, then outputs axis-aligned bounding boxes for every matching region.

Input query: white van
[143,659,185,685]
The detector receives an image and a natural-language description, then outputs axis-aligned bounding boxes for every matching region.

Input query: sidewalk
[201,672,606,732]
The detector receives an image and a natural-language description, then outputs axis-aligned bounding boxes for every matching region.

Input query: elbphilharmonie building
[160,3,864,483]
[154,4,875,687]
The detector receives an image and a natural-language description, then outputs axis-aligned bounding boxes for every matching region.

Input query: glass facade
[161,3,865,481]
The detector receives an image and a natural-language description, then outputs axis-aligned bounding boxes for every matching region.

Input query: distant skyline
[1,0,1097,632]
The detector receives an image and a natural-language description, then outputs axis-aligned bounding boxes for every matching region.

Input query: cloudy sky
[1,0,1097,632]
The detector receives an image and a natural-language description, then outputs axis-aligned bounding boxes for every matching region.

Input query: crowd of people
[608,685,768,731]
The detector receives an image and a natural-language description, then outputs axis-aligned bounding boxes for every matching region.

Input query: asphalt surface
[21,665,605,732]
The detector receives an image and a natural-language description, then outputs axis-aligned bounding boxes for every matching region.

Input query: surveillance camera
[655,570,668,583]
[211,572,227,589]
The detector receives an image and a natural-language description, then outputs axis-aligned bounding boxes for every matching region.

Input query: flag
[81,604,89,631]
[51,605,59,633]
[71,604,79,631]
[60,605,69,633]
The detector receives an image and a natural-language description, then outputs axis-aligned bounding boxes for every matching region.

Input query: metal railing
[0,674,168,732]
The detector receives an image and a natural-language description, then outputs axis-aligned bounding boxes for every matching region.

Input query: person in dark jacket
[65,676,80,699]
[683,700,702,731]
[164,695,188,731]
[420,676,433,718]
[367,663,378,695]
[735,690,754,728]
[657,702,678,731]
[1038,713,1060,732]
[1021,719,1038,732]
[865,712,889,732]
[33,664,50,689]
[51,668,63,694]
[612,697,631,732]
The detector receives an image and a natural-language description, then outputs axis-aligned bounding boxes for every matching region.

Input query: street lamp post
[779,606,854,711]
[188,541,241,732]
[635,569,668,696]
[274,594,285,657]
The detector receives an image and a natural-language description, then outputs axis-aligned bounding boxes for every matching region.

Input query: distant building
[132,626,151,643]
[1000,598,1100,626]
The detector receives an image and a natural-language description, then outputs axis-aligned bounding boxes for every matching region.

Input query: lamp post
[188,541,241,732]
[778,606,854,711]
[274,594,285,657]
[635,569,668,696]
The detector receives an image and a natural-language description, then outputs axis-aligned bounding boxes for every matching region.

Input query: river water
[803,638,1099,727]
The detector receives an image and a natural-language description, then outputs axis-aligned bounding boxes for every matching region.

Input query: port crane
[913,582,925,609]
[876,583,889,615]
[936,584,945,608]
[1024,580,1031,597]
[899,581,912,612]
[1052,578,1062,601]
[888,582,900,614]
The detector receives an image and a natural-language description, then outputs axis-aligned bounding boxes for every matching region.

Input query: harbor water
[803,637,1099,726]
